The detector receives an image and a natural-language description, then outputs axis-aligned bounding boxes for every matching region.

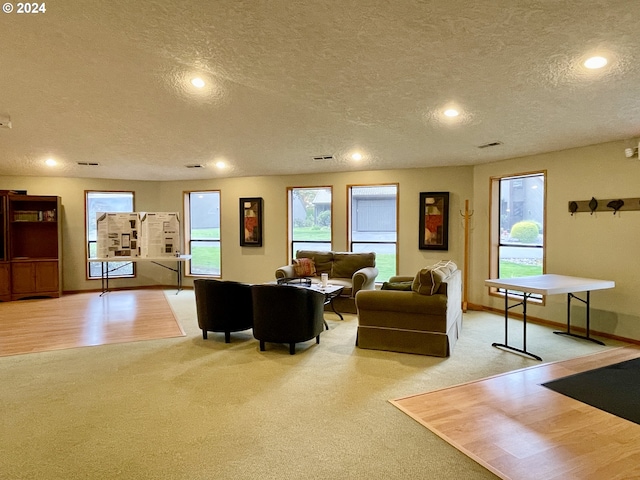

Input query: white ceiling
[1,1,639,181]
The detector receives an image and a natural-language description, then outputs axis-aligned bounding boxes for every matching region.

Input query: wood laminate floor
[0,289,185,356]
[391,346,640,480]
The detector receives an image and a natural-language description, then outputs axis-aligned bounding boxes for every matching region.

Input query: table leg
[328,295,344,321]
[176,260,182,295]
[553,291,605,345]
[99,261,109,297]
[492,290,542,361]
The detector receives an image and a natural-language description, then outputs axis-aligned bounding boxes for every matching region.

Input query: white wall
[472,139,640,340]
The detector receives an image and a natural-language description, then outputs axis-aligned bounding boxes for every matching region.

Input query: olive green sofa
[355,261,462,357]
[275,250,378,314]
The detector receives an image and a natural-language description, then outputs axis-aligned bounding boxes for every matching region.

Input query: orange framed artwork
[240,197,263,247]
[419,192,449,250]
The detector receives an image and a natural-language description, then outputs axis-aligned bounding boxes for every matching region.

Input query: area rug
[542,357,640,425]
[0,289,185,357]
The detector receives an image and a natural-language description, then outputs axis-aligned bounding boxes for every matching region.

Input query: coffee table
[305,284,345,321]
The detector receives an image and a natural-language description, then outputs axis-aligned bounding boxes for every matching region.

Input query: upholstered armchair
[194,279,253,342]
[251,284,325,355]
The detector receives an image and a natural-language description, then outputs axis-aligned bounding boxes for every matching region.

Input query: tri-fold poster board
[96,212,180,258]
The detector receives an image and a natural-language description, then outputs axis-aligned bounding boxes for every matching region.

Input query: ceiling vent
[77,162,100,166]
[312,155,334,161]
[477,141,503,149]
[185,164,205,168]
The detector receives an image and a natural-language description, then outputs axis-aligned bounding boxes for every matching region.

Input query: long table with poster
[88,255,192,296]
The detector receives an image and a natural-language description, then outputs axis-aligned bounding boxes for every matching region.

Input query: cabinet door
[35,261,59,292]
[11,262,36,294]
[0,262,9,297]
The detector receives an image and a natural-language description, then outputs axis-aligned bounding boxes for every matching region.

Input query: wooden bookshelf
[4,195,62,300]
[0,193,8,301]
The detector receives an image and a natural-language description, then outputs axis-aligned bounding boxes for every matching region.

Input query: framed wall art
[240,197,263,247]
[419,192,449,250]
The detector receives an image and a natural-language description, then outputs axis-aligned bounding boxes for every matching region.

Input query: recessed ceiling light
[215,160,226,169]
[45,158,57,166]
[444,109,459,117]
[191,77,206,88]
[583,56,608,69]
[351,152,363,161]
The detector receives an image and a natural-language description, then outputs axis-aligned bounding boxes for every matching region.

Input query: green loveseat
[275,250,378,314]
[355,261,462,356]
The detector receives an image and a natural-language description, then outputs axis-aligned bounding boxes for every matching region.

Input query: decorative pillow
[432,260,457,278]
[293,257,316,277]
[296,250,333,275]
[411,261,457,295]
[381,281,413,291]
[412,268,441,295]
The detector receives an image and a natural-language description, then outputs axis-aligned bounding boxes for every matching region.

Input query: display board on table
[96,212,180,258]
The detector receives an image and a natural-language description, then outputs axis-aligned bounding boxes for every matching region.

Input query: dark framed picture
[240,197,263,247]
[419,192,449,250]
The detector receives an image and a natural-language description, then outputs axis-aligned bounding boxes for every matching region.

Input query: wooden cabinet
[0,262,9,301]
[10,260,60,300]
[1,194,62,301]
[0,193,9,301]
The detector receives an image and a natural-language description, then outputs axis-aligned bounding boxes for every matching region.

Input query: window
[288,187,332,259]
[489,171,546,296]
[184,191,221,276]
[348,184,398,282]
[85,191,135,279]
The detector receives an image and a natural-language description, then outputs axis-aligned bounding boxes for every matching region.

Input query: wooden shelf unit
[0,193,8,301]
[2,194,62,301]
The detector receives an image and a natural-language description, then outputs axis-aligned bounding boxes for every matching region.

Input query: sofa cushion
[293,257,316,277]
[412,261,457,296]
[332,252,376,278]
[296,250,333,275]
[381,281,413,291]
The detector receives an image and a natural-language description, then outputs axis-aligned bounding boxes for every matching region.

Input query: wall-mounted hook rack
[568,197,640,215]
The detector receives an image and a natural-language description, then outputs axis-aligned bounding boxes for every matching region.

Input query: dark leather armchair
[251,284,325,355]
[194,279,253,342]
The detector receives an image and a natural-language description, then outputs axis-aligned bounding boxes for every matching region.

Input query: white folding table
[485,274,615,361]
[89,255,192,295]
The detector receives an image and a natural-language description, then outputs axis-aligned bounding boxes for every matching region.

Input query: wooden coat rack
[460,199,473,312]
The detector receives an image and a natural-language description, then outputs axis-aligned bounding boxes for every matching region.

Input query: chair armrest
[351,266,379,296]
[388,275,414,283]
[275,265,296,279]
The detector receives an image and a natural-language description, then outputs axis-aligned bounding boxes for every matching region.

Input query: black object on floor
[542,357,640,425]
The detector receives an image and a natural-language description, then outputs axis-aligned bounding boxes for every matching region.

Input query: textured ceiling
[1,0,639,181]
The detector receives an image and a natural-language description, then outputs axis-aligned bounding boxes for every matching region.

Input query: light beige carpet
[0,291,628,479]
[0,289,185,357]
